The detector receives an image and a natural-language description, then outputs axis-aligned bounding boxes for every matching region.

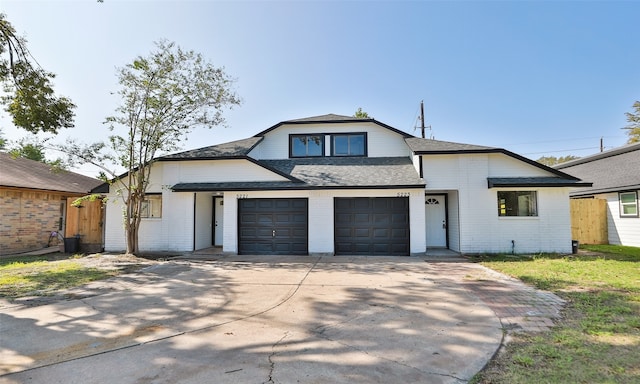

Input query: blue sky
[2,1,638,176]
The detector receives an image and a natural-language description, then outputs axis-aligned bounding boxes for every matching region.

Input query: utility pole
[420,100,426,138]
[600,137,604,152]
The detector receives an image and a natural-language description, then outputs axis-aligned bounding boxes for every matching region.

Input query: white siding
[412,154,421,174]
[162,159,288,184]
[249,122,412,159]
[308,190,334,255]
[488,153,551,177]
[422,153,572,254]
[103,190,195,253]
[103,194,126,252]
[599,191,640,247]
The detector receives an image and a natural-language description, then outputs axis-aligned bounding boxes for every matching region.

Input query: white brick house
[101,114,590,255]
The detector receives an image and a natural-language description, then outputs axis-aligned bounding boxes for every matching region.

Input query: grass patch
[0,255,117,299]
[471,245,640,384]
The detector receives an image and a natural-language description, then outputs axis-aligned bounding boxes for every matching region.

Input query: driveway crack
[264,331,289,384]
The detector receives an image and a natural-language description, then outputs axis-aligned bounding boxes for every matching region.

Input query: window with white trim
[498,191,538,217]
[619,191,638,217]
[141,194,162,218]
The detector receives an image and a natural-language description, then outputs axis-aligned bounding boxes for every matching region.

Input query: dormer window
[290,134,324,157]
[331,133,367,156]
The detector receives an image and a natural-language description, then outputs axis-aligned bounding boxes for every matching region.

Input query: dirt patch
[72,253,160,271]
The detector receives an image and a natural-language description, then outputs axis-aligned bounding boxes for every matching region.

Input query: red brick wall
[0,189,65,255]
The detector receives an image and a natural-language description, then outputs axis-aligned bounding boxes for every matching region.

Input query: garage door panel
[355,243,372,253]
[334,197,409,256]
[373,244,390,253]
[374,214,390,225]
[292,228,307,237]
[354,213,370,223]
[392,229,408,238]
[354,228,370,237]
[257,228,273,237]
[391,213,407,223]
[240,214,257,223]
[275,214,291,223]
[335,228,351,237]
[291,200,307,209]
[240,228,257,237]
[373,228,389,238]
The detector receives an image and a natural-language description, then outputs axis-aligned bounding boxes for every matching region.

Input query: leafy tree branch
[0,13,75,133]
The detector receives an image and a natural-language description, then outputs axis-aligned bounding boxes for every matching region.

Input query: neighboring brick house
[0,152,103,255]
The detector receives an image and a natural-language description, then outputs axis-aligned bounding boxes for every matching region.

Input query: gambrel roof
[555,142,640,196]
[0,152,102,194]
[117,114,592,192]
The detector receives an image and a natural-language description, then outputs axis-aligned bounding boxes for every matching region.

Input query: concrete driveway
[0,256,503,384]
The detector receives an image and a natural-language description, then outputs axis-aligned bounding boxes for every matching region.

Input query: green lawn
[0,255,116,299]
[472,245,640,384]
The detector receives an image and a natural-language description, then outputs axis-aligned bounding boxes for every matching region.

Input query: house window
[331,133,366,156]
[141,194,162,218]
[619,191,638,217]
[290,134,324,157]
[498,191,538,217]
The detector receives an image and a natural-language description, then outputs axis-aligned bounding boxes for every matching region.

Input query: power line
[522,146,603,156]
[498,136,625,147]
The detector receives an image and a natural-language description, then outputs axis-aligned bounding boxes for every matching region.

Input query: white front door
[425,195,447,247]
[214,197,224,246]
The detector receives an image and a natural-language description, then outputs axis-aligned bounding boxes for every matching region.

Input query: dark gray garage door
[238,198,308,255]
[334,197,410,256]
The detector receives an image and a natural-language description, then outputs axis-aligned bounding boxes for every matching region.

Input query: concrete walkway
[0,255,564,384]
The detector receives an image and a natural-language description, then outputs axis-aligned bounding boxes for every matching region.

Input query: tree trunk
[125,220,135,255]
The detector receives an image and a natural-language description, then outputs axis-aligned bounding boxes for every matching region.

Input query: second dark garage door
[334,197,410,256]
[238,198,308,255]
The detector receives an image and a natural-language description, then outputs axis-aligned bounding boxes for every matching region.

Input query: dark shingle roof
[0,152,102,194]
[554,142,640,196]
[171,157,425,191]
[261,157,424,187]
[406,137,587,180]
[405,137,496,153]
[160,137,263,160]
[284,114,361,123]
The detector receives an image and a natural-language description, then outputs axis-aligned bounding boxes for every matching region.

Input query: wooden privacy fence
[570,198,608,245]
[64,198,104,253]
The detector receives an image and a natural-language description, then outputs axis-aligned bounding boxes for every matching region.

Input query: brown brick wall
[0,189,65,255]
